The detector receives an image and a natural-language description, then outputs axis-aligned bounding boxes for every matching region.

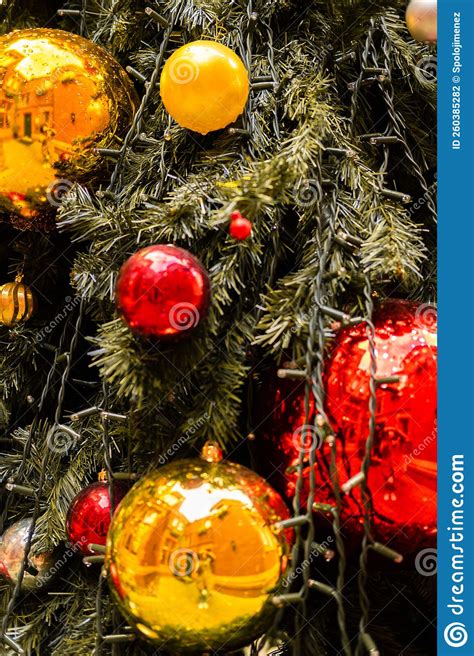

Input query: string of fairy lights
[0,2,437,655]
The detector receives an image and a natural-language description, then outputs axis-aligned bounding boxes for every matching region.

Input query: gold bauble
[0,28,138,223]
[406,0,437,43]
[0,275,35,326]
[160,40,249,135]
[106,454,291,653]
[0,519,56,591]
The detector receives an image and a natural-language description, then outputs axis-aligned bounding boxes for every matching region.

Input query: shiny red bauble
[116,245,211,340]
[254,300,437,552]
[66,482,125,555]
[229,211,252,240]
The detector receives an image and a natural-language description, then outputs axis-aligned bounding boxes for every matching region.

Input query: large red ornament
[116,245,211,340]
[66,482,125,555]
[254,300,437,553]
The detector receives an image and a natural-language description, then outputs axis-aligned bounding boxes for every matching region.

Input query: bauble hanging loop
[200,440,223,463]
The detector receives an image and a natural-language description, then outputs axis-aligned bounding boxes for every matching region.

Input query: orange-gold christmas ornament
[105,446,291,653]
[0,275,35,326]
[160,40,249,135]
[0,28,138,227]
[406,0,437,43]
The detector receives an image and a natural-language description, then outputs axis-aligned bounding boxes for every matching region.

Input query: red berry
[229,216,252,240]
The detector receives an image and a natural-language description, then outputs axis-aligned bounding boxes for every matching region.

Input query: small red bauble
[116,245,211,340]
[229,212,252,240]
[254,300,437,553]
[66,482,125,555]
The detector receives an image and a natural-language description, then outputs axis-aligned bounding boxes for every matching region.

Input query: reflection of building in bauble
[0,38,110,194]
[0,29,138,222]
[0,65,109,150]
[106,458,290,652]
[116,485,283,598]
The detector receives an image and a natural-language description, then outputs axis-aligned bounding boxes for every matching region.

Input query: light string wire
[0,300,85,652]
[0,4,428,655]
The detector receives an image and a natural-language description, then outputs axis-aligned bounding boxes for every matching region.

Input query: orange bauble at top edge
[405,0,437,43]
[0,28,138,227]
[160,40,249,135]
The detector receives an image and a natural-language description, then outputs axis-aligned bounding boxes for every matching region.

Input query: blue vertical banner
[438,1,474,654]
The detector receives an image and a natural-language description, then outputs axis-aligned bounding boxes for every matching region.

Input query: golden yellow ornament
[0,28,138,224]
[0,274,35,326]
[106,447,291,653]
[160,40,249,135]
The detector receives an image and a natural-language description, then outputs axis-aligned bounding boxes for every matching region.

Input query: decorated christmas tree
[0,0,437,655]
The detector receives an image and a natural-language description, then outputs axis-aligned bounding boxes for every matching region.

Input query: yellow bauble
[160,40,249,135]
[406,0,437,43]
[106,451,291,653]
[0,28,138,223]
[0,276,35,326]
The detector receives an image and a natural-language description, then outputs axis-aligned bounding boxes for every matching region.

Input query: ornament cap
[200,441,223,463]
[98,469,108,482]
